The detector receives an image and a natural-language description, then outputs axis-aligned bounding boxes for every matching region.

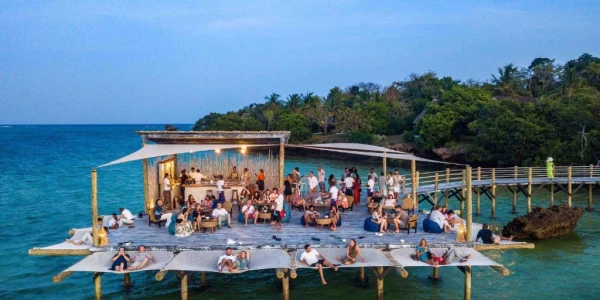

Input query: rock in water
[502,205,585,240]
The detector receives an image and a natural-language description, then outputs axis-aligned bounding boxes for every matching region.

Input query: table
[258,212,272,224]
[315,217,332,229]
[200,218,218,233]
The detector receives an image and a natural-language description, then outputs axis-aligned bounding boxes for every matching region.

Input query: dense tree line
[193,53,600,166]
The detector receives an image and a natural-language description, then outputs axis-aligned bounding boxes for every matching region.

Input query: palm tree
[286,94,302,110]
[491,64,521,96]
[264,93,282,112]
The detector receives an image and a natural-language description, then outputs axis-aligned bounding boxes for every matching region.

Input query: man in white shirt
[217,247,237,273]
[369,168,378,182]
[108,213,119,230]
[392,169,404,199]
[194,169,204,182]
[317,166,326,193]
[343,174,354,196]
[307,171,318,192]
[367,175,375,197]
[271,188,284,230]
[216,175,225,203]
[119,207,135,226]
[163,173,171,207]
[329,184,339,207]
[211,202,231,228]
[241,199,258,225]
[299,244,338,285]
[429,205,451,232]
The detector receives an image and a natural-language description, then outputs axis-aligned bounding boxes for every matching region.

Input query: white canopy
[98,144,273,168]
[296,143,408,154]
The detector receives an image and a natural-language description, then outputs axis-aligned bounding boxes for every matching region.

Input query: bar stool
[231,190,240,204]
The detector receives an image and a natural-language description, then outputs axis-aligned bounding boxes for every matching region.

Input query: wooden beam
[445,168,450,207]
[434,173,439,205]
[568,166,572,207]
[279,141,285,191]
[382,151,387,177]
[181,272,188,300]
[276,268,285,279]
[527,167,533,213]
[491,168,496,218]
[289,268,297,279]
[512,166,518,214]
[143,157,150,213]
[475,243,535,251]
[411,160,417,210]
[466,166,472,241]
[589,165,595,211]
[91,169,98,246]
[395,267,408,278]
[282,268,290,300]
[490,265,511,276]
[476,167,481,216]
[550,184,555,206]
[464,266,472,300]
[155,270,168,281]
[124,273,131,286]
[29,248,92,256]
[375,267,385,300]
[52,271,73,283]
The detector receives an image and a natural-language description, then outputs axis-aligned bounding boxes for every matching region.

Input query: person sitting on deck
[446,210,461,228]
[372,206,388,236]
[212,202,231,229]
[336,190,348,210]
[235,250,250,271]
[306,189,322,205]
[433,245,472,265]
[383,193,396,207]
[304,205,320,227]
[425,205,451,233]
[110,247,130,271]
[217,247,237,273]
[414,239,437,265]
[175,208,194,237]
[328,206,340,231]
[119,207,135,227]
[108,213,119,230]
[66,217,109,246]
[193,205,203,231]
[370,191,383,205]
[300,244,339,285]
[291,189,307,211]
[201,195,214,210]
[391,205,409,232]
[337,239,365,265]
[127,245,155,271]
[154,199,173,227]
[476,224,513,244]
[241,199,259,225]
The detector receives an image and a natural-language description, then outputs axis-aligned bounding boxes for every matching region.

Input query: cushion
[282,202,292,223]
[423,218,443,233]
[363,217,379,232]
[300,216,314,226]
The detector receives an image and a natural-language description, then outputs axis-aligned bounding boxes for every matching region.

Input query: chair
[401,197,416,215]
[341,196,354,212]
[148,208,166,228]
[401,214,418,234]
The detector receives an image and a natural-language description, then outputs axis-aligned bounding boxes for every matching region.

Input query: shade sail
[293,143,408,154]
[98,144,273,168]
[292,145,463,165]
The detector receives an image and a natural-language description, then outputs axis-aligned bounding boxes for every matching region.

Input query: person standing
[369,168,378,183]
[378,172,387,196]
[217,175,225,205]
[284,174,293,202]
[546,157,555,179]
[179,170,188,198]
[242,168,251,186]
[271,188,284,231]
[343,174,354,196]
[329,182,339,208]
[392,169,404,199]
[317,166,326,193]
[307,171,318,193]
[256,169,266,192]
[353,174,361,204]
[163,173,172,207]
[366,175,374,198]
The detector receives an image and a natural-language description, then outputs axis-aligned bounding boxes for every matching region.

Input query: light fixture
[215,148,221,154]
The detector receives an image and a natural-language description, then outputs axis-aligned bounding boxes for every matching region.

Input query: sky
[1,1,599,124]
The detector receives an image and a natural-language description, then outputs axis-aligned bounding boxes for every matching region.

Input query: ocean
[0,125,598,299]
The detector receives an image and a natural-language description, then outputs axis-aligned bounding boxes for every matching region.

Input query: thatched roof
[136,131,290,145]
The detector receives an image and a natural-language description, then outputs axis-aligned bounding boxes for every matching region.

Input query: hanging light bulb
[215,148,221,154]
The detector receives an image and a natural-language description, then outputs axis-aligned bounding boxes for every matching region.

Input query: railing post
[491,168,496,218]
[587,165,594,211]
[527,167,533,213]
[568,166,572,207]
[476,167,481,216]
[445,168,450,207]
[411,160,417,210]
[415,171,420,210]
[434,173,439,205]
[512,166,518,214]
[466,166,472,241]
[461,169,466,213]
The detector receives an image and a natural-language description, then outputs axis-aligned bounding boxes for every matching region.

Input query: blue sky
[1,1,599,124]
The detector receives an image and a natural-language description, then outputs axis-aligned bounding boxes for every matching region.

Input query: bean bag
[282,202,292,223]
[423,218,443,233]
[336,215,342,227]
[237,212,256,224]
[363,217,379,232]
[300,215,314,226]
[168,214,178,235]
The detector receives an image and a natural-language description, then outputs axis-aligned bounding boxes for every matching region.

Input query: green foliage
[272,113,312,142]
[194,112,265,131]
[346,131,375,144]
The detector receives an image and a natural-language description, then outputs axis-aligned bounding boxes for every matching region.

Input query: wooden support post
[589,165,595,211]
[279,141,285,191]
[94,272,102,300]
[476,167,481,216]
[124,273,131,286]
[527,167,533,213]
[461,170,466,212]
[181,272,188,300]
[91,169,99,246]
[445,168,450,207]
[382,151,387,177]
[143,158,150,213]
[276,268,285,279]
[568,166,572,207]
[201,271,207,285]
[376,267,384,300]
[466,167,473,242]
[512,166,518,214]
[429,267,440,280]
[434,173,439,205]
[290,268,297,279]
[411,160,417,209]
[491,169,496,218]
[464,266,472,300]
[282,268,290,300]
[490,265,511,276]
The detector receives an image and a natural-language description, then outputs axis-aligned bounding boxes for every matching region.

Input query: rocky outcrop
[501,205,585,240]
[389,143,416,153]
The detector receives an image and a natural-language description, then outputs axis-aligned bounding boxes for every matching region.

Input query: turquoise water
[1,125,598,299]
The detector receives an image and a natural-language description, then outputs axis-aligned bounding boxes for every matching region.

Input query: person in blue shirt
[154,199,173,227]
